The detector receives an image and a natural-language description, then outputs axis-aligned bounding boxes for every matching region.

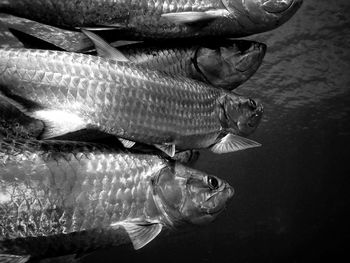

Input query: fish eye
[207,176,219,190]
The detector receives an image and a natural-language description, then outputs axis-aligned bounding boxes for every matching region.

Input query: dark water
[82,0,350,262]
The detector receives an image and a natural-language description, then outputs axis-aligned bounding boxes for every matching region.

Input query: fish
[0,137,234,262]
[83,30,267,90]
[0,96,200,164]
[0,0,303,39]
[0,48,263,156]
[0,13,92,52]
[0,13,267,90]
[0,14,267,90]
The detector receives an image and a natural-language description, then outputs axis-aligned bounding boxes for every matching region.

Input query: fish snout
[262,0,293,13]
[226,184,235,200]
[237,99,263,135]
[262,0,302,14]
[257,42,267,56]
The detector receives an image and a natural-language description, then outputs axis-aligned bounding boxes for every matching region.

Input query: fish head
[221,93,263,136]
[222,0,303,32]
[195,40,266,90]
[154,164,234,225]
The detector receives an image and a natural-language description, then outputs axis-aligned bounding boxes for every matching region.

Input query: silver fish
[0,0,303,39]
[0,14,266,90]
[0,48,263,156]
[84,30,266,90]
[0,138,234,262]
[0,96,199,164]
[0,13,91,52]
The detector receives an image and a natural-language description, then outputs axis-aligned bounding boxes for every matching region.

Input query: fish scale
[0,48,225,148]
[0,140,168,239]
[0,0,302,39]
[122,46,194,75]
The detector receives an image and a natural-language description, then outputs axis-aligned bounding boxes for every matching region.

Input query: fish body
[84,28,267,90]
[0,13,267,90]
[0,48,263,154]
[0,138,233,260]
[0,95,199,164]
[112,39,266,90]
[0,0,303,39]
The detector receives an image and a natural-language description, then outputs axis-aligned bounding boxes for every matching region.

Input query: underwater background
[79,0,350,262]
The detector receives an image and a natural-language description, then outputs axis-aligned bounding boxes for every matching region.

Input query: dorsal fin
[81,29,129,62]
[119,138,136,148]
[155,144,176,157]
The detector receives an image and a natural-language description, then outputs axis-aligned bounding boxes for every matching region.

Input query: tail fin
[0,254,30,263]
[0,13,92,52]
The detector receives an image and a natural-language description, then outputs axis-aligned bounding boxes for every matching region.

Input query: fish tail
[0,254,30,263]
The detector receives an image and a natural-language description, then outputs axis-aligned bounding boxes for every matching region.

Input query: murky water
[82,0,350,262]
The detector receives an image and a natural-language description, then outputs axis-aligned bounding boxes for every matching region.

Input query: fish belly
[0,48,222,148]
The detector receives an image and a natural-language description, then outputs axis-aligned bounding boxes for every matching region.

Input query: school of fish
[0,0,303,262]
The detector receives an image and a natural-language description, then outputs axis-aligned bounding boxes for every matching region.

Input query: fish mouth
[235,42,266,72]
[203,185,234,215]
[262,0,296,14]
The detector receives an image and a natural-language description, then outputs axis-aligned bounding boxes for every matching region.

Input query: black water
[82,0,350,262]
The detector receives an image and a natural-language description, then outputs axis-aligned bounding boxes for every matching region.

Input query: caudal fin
[0,13,92,52]
[0,254,30,263]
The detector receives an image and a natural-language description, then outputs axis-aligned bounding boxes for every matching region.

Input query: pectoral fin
[119,138,136,148]
[211,134,261,154]
[161,9,229,25]
[155,144,176,157]
[0,254,30,263]
[111,221,163,250]
[81,29,129,62]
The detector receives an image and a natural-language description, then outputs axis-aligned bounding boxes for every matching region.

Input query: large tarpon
[83,30,266,91]
[0,14,267,90]
[0,0,303,39]
[0,137,234,262]
[0,96,200,164]
[0,48,263,156]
